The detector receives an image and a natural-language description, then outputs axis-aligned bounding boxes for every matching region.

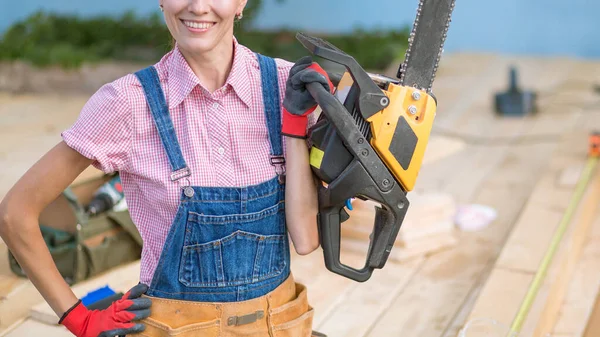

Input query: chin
[178,39,220,54]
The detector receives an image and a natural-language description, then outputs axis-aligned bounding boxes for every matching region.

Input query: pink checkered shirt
[62,39,313,285]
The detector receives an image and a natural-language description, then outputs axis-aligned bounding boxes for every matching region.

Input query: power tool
[297,0,456,282]
[495,66,537,116]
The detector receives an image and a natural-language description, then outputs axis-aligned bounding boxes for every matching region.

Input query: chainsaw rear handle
[317,187,406,283]
[306,81,409,282]
[317,201,373,282]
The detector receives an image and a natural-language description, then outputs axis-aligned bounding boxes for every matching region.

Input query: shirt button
[212,102,219,109]
[217,147,225,155]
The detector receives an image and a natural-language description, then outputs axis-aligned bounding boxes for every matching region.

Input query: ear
[237,0,248,15]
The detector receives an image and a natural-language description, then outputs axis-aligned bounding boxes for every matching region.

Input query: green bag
[8,181,142,285]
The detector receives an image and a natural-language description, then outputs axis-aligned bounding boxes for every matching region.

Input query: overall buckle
[270,156,286,183]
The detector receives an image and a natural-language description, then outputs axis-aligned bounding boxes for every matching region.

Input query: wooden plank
[583,289,600,337]
[315,258,423,337]
[291,248,365,328]
[526,170,600,336]
[558,164,584,188]
[510,165,600,336]
[421,135,466,167]
[552,217,600,336]
[460,115,599,335]
[341,192,456,245]
[343,234,458,264]
[493,201,567,273]
[462,149,585,331]
[4,319,70,337]
[0,94,90,202]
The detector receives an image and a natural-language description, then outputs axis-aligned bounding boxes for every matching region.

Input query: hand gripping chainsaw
[297,0,456,282]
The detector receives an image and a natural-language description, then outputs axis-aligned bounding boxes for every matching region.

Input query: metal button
[217,147,225,155]
[184,187,195,197]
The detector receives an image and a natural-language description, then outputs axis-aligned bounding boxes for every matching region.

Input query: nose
[188,0,211,15]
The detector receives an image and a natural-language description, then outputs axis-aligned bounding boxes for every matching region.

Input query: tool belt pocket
[8,173,142,285]
[270,283,315,337]
[140,316,221,337]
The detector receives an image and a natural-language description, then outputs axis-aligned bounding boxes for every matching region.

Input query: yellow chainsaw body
[332,72,437,191]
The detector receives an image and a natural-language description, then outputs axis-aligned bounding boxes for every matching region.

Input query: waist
[140,273,314,336]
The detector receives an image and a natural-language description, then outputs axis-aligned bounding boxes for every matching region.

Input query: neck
[179,37,235,93]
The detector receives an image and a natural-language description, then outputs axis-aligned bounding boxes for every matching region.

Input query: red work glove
[59,283,151,337]
[282,56,335,138]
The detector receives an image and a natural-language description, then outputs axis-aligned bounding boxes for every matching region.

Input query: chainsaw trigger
[345,198,353,211]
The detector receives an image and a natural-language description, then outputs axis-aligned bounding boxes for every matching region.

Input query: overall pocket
[179,202,288,288]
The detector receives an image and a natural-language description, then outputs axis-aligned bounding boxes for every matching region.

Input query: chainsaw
[296,0,456,282]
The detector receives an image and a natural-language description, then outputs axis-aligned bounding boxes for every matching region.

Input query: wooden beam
[583,290,600,337]
[464,143,600,335]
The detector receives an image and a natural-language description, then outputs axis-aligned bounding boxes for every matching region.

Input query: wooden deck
[2,52,600,336]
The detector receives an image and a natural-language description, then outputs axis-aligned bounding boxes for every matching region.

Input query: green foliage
[0,10,171,68]
[0,7,409,71]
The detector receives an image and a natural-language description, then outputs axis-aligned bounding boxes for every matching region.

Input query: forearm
[0,210,78,316]
[284,137,320,255]
[0,141,91,317]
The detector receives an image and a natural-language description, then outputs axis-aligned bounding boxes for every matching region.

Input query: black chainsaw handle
[306,81,410,282]
[318,203,372,282]
[318,199,400,282]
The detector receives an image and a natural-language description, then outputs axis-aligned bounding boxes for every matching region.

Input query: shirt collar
[166,38,253,109]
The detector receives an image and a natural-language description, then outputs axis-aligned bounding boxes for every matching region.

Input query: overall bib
[132,54,315,336]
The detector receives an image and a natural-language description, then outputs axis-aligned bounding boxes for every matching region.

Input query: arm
[0,142,151,336]
[0,81,151,337]
[0,141,91,316]
[284,137,320,255]
[281,56,335,256]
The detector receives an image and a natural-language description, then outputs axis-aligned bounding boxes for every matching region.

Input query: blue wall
[2,0,600,59]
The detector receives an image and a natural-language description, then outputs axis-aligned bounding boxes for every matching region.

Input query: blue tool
[81,285,116,306]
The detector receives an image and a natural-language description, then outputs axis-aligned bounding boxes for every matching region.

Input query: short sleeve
[61,81,132,173]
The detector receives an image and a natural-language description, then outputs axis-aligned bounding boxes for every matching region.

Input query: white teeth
[183,21,213,29]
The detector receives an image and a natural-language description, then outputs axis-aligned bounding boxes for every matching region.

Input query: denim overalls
[133,53,291,303]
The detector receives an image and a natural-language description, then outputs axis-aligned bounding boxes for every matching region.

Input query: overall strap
[134,66,191,182]
[256,53,285,182]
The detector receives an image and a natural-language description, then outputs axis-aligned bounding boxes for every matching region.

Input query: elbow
[0,202,13,239]
[0,199,26,240]
[293,219,321,256]
[295,240,320,256]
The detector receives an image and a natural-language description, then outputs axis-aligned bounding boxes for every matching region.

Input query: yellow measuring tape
[509,154,599,334]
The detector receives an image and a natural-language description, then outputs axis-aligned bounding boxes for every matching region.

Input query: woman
[0,0,333,336]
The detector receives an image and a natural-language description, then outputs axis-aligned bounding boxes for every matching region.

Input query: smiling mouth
[181,20,216,30]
